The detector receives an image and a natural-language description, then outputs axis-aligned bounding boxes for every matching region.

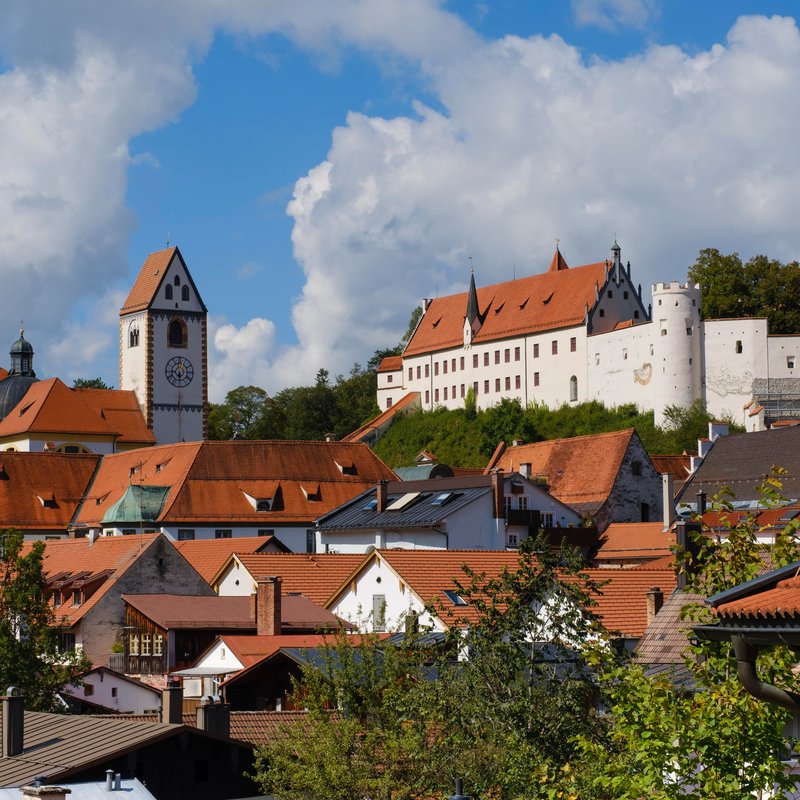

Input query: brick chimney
[646,587,664,626]
[491,469,504,519]
[376,480,388,513]
[161,680,183,725]
[252,576,281,636]
[2,688,24,757]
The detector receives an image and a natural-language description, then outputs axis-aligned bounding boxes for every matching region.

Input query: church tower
[119,247,208,443]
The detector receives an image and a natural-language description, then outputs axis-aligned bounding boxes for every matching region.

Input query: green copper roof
[102,485,169,525]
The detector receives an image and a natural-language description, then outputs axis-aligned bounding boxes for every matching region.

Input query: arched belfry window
[181,285,189,301]
[129,325,140,348]
[174,275,181,286]
[165,284,173,300]
[168,318,187,348]
[569,375,578,402]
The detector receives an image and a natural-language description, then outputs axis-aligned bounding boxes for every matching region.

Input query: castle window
[595,353,600,365]
[215,530,232,539]
[443,387,448,401]
[788,357,796,369]
[631,460,642,476]
[504,349,510,363]
[408,368,412,381]
[484,352,489,366]
[129,326,140,348]
[570,337,576,352]
[658,299,662,306]
[424,364,429,378]
[174,275,180,286]
[434,362,439,376]
[386,397,393,408]
[623,349,627,360]
[473,354,478,368]
[178,529,195,540]
[443,360,448,374]
[515,375,520,389]
[533,343,539,358]
[473,381,478,394]
[599,309,605,318]
[608,290,613,298]
[624,291,629,299]
[534,372,540,387]
[182,285,189,301]
[484,380,489,394]
[416,366,421,379]
[505,376,511,391]
[641,502,650,522]
[569,376,578,402]
[460,356,464,370]
[634,310,640,319]
[495,378,501,392]
[514,346,520,361]
[686,327,692,335]
[168,318,187,348]
[661,328,667,336]
[165,284,173,300]
[387,375,392,383]
[434,389,439,402]
[735,340,743,354]
[424,390,430,404]
[452,358,457,372]
[460,384,465,398]
[551,341,558,355]
[494,350,500,365]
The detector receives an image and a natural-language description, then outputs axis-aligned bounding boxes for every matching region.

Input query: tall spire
[548,244,569,272]
[466,269,479,326]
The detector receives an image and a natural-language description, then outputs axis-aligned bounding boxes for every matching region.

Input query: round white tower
[650,281,703,427]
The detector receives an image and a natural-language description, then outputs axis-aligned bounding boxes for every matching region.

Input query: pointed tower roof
[465,270,480,325]
[548,247,569,272]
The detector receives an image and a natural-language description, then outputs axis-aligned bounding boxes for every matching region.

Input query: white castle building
[376,243,800,429]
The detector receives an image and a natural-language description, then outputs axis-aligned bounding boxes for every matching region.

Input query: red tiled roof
[342,392,420,443]
[0,451,100,530]
[377,356,403,373]
[0,368,7,380]
[403,259,608,356]
[76,440,397,527]
[222,553,366,606]
[715,573,800,619]
[174,537,277,583]
[595,522,675,562]
[548,247,569,272]
[218,633,345,669]
[651,454,692,482]
[120,247,177,314]
[123,593,341,631]
[27,534,162,625]
[75,388,155,445]
[0,378,121,438]
[486,429,638,513]
[632,554,676,570]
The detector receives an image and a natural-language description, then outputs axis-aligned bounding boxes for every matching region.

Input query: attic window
[301,484,322,501]
[18,403,34,417]
[335,461,358,476]
[256,500,272,512]
[431,316,442,328]
[95,492,110,506]
[542,292,554,305]
[36,493,58,509]
[494,302,505,314]
[443,589,468,606]
[431,491,455,506]
[363,498,378,511]
[155,459,171,473]
[386,492,421,511]
[519,297,528,310]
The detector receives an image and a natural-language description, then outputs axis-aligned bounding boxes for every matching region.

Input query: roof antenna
[468,254,473,275]
[165,232,171,248]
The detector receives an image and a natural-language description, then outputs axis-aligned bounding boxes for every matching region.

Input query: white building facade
[377,244,800,428]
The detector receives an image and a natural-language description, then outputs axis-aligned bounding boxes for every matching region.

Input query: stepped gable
[485,429,637,515]
[23,534,162,624]
[0,451,100,531]
[403,258,607,357]
[221,553,366,606]
[0,378,120,438]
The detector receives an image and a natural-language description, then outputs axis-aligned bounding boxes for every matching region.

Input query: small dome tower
[0,328,40,420]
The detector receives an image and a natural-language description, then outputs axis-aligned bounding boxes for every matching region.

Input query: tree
[207,386,269,440]
[572,472,800,799]
[0,530,88,710]
[72,377,111,389]
[253,534,609,799]
[689,248,800,334]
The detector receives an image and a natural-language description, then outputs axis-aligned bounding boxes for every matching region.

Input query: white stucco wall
[191,638,245,672]
[64,670,162,714]
[102,525,310,552]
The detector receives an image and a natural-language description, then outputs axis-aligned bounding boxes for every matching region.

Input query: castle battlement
[651,281,701,293]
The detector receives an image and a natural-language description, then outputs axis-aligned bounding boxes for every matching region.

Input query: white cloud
[571,0,658,30]
[2,4,800,403]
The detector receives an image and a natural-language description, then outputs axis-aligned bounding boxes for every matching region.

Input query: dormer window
[72,589,82,607]
[256,500,272,512]
[335,460,357,476]
[443,589,468,606]
[52,590,62,607]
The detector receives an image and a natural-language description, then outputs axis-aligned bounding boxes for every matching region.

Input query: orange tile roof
[350,550,676,638]
[218,633,346,669]
[0,368,7,381]
[0,451,100,530]
[27,533,162,625]
[377,356,403,373]
[485,429,638,513]
[548,247,569,272]
[76,440,396,527]
[120,247,177,314]
[403,259,608,356]
[225,553,366,606]
[714,574,800,619]
[0,378,121,438]
[651,454,692,482]
[342,392,420,443]
[75,388,155,445]
[174,537,277,583]
[632,554,676,570]
[596,522,675,562]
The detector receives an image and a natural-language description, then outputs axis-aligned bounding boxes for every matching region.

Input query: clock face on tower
[165,356,194,388]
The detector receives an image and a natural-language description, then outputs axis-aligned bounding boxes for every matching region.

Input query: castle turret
[650,281,703,426]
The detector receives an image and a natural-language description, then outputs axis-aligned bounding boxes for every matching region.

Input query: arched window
[168,318,187,348]
[165,285,173,300]
[181,285,189,301]
[174,275,181,286]
[57,444,91,454]
[569,375,578,402]
[128,326,139,348]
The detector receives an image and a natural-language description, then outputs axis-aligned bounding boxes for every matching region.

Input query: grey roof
[0,778,156,799]
[0,374,38,421]
[316,478,491,531]
[394,464,454,480]
[634,590,703,666]
[678,427,800,504]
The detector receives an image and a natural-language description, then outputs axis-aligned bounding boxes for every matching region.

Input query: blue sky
[2,1,800,398]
